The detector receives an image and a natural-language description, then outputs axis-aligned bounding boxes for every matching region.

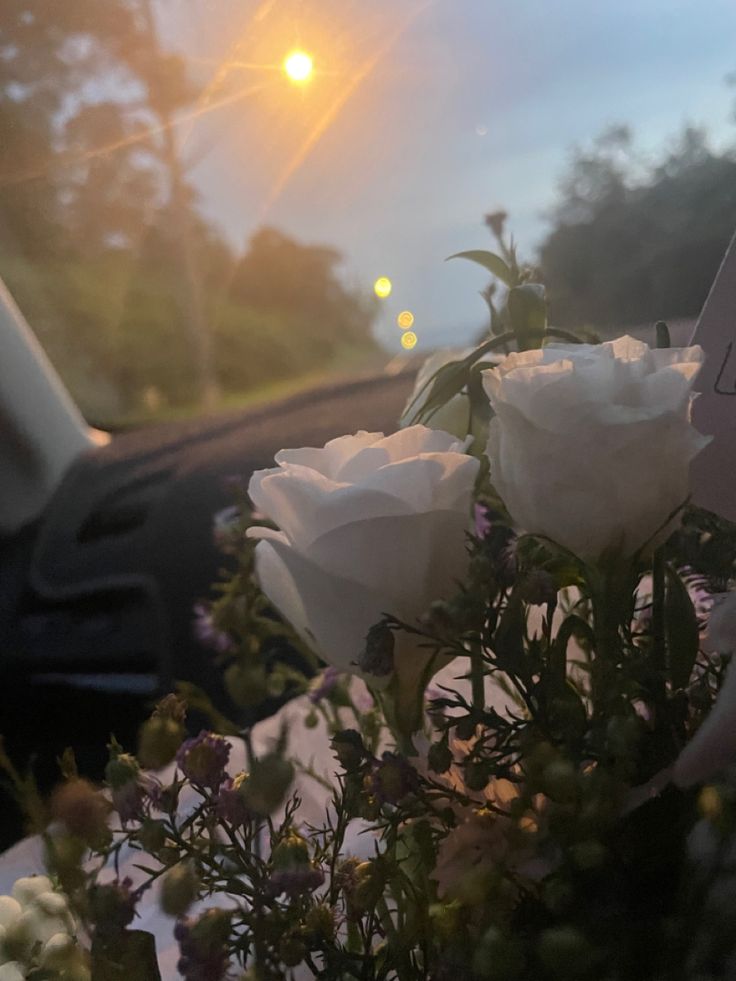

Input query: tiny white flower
[40,932,75,969]
[10,878,52,908]
[0,962,24,981]
[0,900,21,931]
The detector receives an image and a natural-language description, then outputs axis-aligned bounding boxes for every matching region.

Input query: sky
[160,0,736,350]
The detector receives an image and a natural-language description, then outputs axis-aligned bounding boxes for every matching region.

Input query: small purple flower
[112,776,153,824]
[176,731,230,790]
[175,909,231,981]
[268,865,325,898]
[268,832,325,898]
[681,565,714,621]
[497,535,519,588]
[106,751,159,823]
[147,777,181,813]
[193,603,232,655]
[352,686,375,713]
[474,503,492,539]
[308,666,341,704]
[89,876,138,935]
[212,505,241,547]
[215,773,250,827]
[366,752,417,805]
[476,508,518,587]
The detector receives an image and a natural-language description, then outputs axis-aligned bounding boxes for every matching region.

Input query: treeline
[538,123,736,329]
[0,1,377,421]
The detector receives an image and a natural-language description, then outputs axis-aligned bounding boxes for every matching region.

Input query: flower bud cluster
[138,693,187,769]
[176,732,231,790]
[0,876,88,980]
[88,877,138,936]
[268,832,325,898]
[175,909,232,981]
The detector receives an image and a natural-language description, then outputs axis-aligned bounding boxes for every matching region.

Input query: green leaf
[515,535,584,590]
[407,332,515,425]
[507,284,547,348]
[447,250,514,287]
[494,590,527,676]
[406,359,468,428]
[551,615,595,679]
[544,328,586,345]
[655,320,671,349]
[467,362,495,423]
[546,614,592,738]
[664,565,699,690]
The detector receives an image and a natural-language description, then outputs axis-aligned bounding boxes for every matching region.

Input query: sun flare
[283,50,313,84]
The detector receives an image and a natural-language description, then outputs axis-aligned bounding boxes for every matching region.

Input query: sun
[283,50,314,84]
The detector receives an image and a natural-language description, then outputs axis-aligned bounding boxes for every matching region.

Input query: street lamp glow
[284,50,313,84]
[397,310,414,329]
[401,331,418,350]
[374,276,392,299]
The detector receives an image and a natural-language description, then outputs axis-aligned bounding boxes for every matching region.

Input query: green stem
[376,896,412,979]
[589,569,626,716]
[651,547,666,675]
[470,640,485,716]
[544,327,586,344]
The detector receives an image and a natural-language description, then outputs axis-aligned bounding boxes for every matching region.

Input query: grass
[106,343,394,430]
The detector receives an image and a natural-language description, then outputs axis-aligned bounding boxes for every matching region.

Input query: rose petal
[304,509,472,611]
[255,538,391,674]
[274,431,382,478]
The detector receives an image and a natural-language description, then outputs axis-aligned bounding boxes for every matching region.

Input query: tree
[0,0,226,407]
[0,1,158,253]
[549,124,637,226]
[539,124,736,328]
[0,3,378,419]
[230,228,378,358]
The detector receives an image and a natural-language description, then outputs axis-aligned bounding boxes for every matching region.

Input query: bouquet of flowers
[5,242,736,981]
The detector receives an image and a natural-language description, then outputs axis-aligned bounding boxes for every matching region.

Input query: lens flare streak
[0,79,275,188]
[256,0,438,221]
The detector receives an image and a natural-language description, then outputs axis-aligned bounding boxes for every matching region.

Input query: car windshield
[2,1,736,428]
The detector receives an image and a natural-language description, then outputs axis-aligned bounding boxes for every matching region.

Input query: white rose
[400,349,473,439]
[482,335,709,562]
[248,427,479,728]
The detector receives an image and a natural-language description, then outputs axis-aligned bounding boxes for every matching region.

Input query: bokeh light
[283,50,314,84]
[373,276,392,299]
[397,310,414,329]
[401,331,418,350]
